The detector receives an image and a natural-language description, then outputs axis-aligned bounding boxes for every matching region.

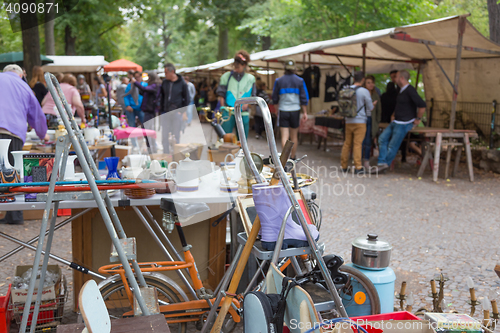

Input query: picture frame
[236,189,315,236]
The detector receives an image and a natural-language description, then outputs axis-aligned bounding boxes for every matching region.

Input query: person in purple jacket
[0,64,48,225]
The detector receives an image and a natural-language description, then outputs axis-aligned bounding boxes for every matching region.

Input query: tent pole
[415,63,421,88]
[308,52,312,115]
[449,17,466,131]
[362,43,367,74]
[267,61,270,88]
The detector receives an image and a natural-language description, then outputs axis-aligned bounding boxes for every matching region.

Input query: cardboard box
[334,320,436,333]
[11,265,62,304]
[174,143,204,162]
[424,313,482,332]
[150,153,173,163]
[208,148,240,165]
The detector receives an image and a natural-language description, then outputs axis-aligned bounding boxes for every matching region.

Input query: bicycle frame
[98,208,294,325]
[99,221,205,309]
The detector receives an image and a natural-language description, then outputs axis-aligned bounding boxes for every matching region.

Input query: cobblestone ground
[1,126,499,332]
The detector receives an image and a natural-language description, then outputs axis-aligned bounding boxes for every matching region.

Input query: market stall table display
[314,116,345,150]
[379,123,478,181]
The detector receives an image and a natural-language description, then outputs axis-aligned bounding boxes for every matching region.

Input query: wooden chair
[79,280,111,333]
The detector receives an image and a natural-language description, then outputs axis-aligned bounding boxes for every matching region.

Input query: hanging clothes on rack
[301,66,321,98]
[324,73,338,102]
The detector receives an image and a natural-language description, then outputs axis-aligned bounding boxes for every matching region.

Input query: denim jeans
[126,107,144,127]
[362,116,372,161]
[377,122,414,165]
[187,102,194,125]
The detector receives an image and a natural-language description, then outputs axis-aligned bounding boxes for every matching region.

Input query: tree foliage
[0,0,494,69]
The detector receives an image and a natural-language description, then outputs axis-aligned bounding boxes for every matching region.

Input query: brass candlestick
[484,310,491,328]
[395,281,407,311]
[467,287,481,317]
[491,300,499,330]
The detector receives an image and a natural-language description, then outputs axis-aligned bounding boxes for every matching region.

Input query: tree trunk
[20,1,41,81]
[218,26,228,60]
[262,36,271,50]
[44,9,56,55]
[65,25,77,55]
[488,0,500,43]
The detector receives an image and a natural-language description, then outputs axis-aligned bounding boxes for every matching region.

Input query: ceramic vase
[11,151,29,181]
[105,157,121,180]
[0,139,20,203]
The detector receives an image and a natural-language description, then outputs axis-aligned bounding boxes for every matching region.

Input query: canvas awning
[0,52,54,70]
[42,55,108,72]
[103,59,142,72]
[260,16,500,73]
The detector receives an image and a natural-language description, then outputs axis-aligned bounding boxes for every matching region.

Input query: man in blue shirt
[124,71,146,127]
[272,60,308,159]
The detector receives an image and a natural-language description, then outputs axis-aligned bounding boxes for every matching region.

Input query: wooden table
[56,314,170,332]
[379,123,478,181]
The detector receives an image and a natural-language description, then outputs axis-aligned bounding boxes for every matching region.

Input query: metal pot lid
[352,234,392,251]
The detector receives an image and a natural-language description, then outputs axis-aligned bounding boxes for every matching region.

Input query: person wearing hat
[216,50,256,139]
[271,59,309,159]
[76,74,91,95]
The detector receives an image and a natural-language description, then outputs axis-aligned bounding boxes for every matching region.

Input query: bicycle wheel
[99,275,187,333]
[338,265,381,316]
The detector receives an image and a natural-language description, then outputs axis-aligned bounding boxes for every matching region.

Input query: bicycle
[96,199,380,332]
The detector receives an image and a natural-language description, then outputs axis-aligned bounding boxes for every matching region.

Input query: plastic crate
[350,311,421,322]
[0,284,12,333]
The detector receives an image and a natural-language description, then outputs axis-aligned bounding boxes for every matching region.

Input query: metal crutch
[45,74,151,310]
[234,97,348,317]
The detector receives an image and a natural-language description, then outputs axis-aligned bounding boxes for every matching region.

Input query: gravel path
[1,126,499,332]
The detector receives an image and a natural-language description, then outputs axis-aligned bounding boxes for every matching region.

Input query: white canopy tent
[179,15,500,133]
[42,55,109,73]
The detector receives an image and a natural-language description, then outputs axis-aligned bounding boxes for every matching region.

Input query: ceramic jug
[0,139,20,202]
[11,151,29,181]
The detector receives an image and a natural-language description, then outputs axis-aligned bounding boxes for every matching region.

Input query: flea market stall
[2,14,500,333]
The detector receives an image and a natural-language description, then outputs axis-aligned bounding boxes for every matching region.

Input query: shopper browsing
[339,71,376,174]
[372,70,426,173]
[271,59,308,159]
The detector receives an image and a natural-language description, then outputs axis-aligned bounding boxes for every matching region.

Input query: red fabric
[299,118,314,134]
[103,59,142,72]
[313,125,328,138]
[113,127,156,140]
[268,104,277,115]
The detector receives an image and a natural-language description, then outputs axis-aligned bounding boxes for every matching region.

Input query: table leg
[444,144,453,179]
[417,142,432,178]
[464,133,474,182]
[452,145,463,177]
[433,133,442,182]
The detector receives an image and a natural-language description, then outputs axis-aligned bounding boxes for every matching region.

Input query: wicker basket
[124,188,156,199]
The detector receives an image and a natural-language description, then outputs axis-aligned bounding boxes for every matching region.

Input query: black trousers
[0,134,24,223]
[254,116,265,136]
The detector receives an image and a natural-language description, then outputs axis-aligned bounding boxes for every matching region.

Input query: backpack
[243,277,297,333]
[338,86,365,118]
